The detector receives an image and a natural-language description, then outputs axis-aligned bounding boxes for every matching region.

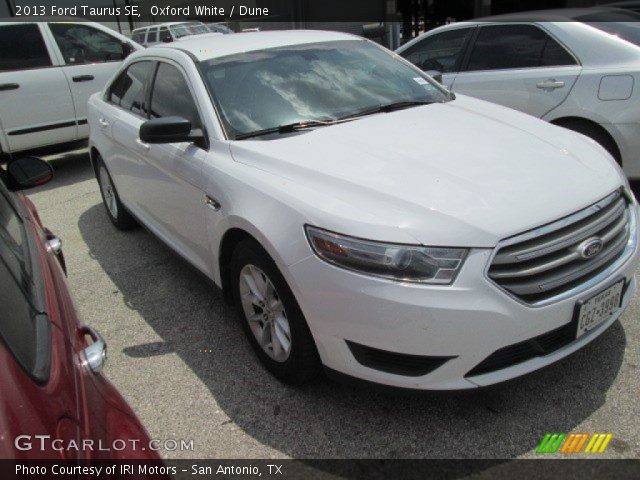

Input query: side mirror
[425,70,443,84]
[122,42,134,58]
[5,157,53,190]
[139,116,204,144]
[161,36,173,43]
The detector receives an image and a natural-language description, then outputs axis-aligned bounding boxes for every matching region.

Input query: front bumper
[287,208,640,390]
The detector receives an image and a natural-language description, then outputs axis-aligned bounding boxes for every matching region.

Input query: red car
[0,157,160,461]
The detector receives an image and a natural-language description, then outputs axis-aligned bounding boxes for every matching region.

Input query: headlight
[305,226,468,284]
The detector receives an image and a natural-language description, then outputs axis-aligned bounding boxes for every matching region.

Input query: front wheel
[230,239,322,384]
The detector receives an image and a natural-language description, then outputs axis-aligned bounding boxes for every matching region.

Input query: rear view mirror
[139,116,204,144]
[5,157,53,190]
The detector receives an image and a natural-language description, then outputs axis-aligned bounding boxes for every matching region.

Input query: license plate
[576,280,624,338]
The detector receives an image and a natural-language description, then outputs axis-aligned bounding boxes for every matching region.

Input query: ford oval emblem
[579,237,604,259]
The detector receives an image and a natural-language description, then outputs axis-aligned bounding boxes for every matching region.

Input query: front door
[139,61,211,275]
[46,23,132,139]
[0,23,76,153]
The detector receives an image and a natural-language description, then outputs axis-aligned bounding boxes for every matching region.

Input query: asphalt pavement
[25,149,640,462]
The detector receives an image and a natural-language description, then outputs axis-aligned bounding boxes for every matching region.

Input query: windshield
[170,23,208,38]
[200,40,451,140]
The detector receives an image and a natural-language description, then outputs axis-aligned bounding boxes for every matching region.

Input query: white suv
[0,21,138,159]
[88,31,640,390]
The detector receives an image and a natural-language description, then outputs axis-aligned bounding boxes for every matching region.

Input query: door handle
[0,83,19,91]
[536,79,565,90]
[136,138,150,151]
[98,118,109,128]
[72,75,95,82]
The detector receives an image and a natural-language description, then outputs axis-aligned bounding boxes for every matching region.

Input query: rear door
[46,23,132,140]
[0,23,76,153]
[398,26,475,90]
[101,60,156,208]
[451,24,581,118]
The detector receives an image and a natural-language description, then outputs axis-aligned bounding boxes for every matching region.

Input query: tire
[230,238,322,384]
[558,119,621,165]
[95,155,137,230]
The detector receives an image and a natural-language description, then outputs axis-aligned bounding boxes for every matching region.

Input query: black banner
[2,459,640,480]
[2,0,631,23]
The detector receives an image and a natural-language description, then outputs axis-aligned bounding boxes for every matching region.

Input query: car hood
[229,95,623,247]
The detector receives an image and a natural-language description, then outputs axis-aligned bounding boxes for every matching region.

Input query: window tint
[159,27,172,43]
[108,61,154,116]
[0,191,27,284]
[466,25,576,71]
[401,28,472,73]
[131,31,145,43]
[0,24,51,71]
[202,40,450,139]
[146,27,158,44]
[49,23,125,64]
[0,254,40,379]
[150,63,201,129]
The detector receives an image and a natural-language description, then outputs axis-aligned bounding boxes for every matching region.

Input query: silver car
[397,8,640,178]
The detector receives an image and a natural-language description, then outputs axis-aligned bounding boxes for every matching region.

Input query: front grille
[346,340,454,377]
[488,190,632,304]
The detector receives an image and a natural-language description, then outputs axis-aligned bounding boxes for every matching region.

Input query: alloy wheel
[238,264,292,362]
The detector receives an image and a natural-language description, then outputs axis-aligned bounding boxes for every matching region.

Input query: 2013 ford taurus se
[88,31,640,390]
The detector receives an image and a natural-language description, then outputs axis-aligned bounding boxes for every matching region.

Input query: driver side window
[400,28,473,73]
[49,23,126,65]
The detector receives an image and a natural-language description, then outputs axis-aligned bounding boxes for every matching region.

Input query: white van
[130,22,209,47]
[0,21,139,159]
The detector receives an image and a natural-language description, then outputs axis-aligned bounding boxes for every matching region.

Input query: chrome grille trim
[487,189,638,306]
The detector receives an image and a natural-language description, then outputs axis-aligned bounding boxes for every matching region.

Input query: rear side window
[146,27,159,44]
[466,24,576,71]
[49,23,126,64]
[159,27,172,43]
[0,191,47,382]
[0,24,52,71]
[131,31,145,43]
[108,61,154,116]
[400,28,473,73]
[150,63,202,129]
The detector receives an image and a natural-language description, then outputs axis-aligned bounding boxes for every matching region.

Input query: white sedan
[88,31,639,390]
[396,8,640,179]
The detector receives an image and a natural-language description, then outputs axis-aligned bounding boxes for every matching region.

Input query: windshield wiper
[338,100,435,121]
[235,119,336,140]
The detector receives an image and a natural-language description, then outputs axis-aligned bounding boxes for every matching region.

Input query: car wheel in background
[230,238,322,385]
[95,154,137,230]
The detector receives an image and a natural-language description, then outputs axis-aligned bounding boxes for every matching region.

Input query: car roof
[152,29,360,61]
[133,21,204,32]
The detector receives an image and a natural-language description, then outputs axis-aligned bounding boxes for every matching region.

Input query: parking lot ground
[25,149,640,461]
